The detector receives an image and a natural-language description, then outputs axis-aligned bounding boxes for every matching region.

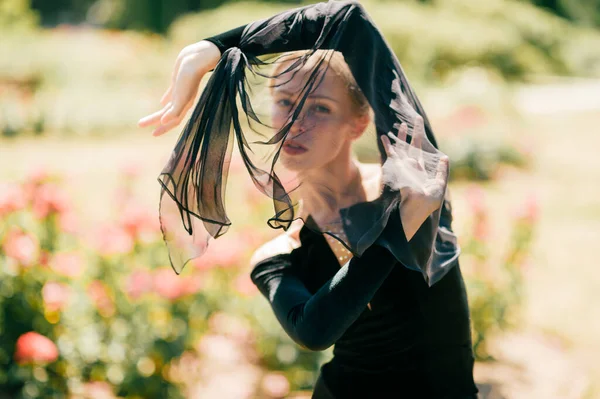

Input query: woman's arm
[207,3,445,242]
[251,243,396,351]
[204,25,245,55]
[203,1,392,116]
[139,0,364,137]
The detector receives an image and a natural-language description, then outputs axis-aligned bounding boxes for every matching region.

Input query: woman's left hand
[380,115,449,239]
[137,40,222,137]
[380,115,449,212]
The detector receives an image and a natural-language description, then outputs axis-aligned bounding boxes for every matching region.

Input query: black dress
[250,222,478,398]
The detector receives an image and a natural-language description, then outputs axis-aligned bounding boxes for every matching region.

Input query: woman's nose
[289,113,310,135]
[289,121,304,135]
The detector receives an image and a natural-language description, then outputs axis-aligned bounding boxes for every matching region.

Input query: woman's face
[271,62,366,172]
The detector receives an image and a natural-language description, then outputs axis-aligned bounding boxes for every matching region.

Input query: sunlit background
[1,0,599,398]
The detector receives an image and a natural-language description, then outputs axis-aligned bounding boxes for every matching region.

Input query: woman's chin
[280,154,311,172]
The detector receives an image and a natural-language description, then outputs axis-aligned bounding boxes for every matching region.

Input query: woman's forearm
[252,243,397,352]
[202,1,397,130]
[400,195,439,241]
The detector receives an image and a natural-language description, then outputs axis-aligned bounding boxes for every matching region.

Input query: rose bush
[0,165,536,397]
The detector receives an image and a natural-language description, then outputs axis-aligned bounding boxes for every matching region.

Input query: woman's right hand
[137,40,222,137]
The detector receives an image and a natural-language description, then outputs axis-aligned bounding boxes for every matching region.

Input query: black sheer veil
[157,0,460,286]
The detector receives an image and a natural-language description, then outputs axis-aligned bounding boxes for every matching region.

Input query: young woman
[139,1,478,397]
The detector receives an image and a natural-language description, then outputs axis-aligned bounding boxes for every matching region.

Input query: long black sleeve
[250,243,396,351]
[205,24,245,54]
[204,1,407,139]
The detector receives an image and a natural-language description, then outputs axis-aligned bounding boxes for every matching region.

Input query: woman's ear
[350,113,370,139]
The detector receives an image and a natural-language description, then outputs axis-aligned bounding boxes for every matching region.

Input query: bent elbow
[286,304,337,351]
[291,324,335,351]
[295,335,334,352]
[341,0,368,18]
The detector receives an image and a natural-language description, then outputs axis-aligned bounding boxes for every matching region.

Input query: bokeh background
[1,0,599,397]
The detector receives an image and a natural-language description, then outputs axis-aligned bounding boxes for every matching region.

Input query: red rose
[49,252,85,278]
[2,228,40,267]
[42,282,71,312]
[31,183,70,219]
[119,203,160,240]
[0,182,26,216]
[87,280,115,317]
[89,224,134,256]
[126,269,153,300]
[14,332,59,365]
[153,268,188,301]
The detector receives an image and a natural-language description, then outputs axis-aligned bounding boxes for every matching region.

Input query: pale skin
[138,40,449,271]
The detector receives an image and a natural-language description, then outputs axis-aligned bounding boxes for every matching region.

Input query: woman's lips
[282,141,308,155]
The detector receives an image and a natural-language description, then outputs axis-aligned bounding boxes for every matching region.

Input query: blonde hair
[271,50,371,116]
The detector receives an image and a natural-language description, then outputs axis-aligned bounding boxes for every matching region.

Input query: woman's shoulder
[249,219,303,268]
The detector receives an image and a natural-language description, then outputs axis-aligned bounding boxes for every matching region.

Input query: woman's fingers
[408,114,425,168]
[388,126,407,146]
[164,52,187,104]
[380,134,395,158]
[423,156,449,202]
[141,55,183,126]
[398,123,408,142]
[138,103,171,128]
[152,97,195,137]
[161,62,200,124]
[161,42,200,106]
[410,114,424,149]
[152,118,180,137]
[387,131,410,160]
[160,85,173,106]
[387,131,400,143]
[435,155,449,182]
[141,41,221,135]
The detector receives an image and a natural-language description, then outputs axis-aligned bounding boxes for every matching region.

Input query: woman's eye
[314,104,330,114]
[277,99,292,107]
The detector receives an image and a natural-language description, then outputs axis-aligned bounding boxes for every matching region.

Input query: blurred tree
[0,0,39,30]
[419,0,599,27]
[28,0,303,33]
[107,0,193,33]
[108,0,303,33]
[531,0,600,26]
[25,0,600,32]
[30,0,96,25]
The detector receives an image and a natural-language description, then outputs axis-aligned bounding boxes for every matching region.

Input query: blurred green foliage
[0,0,39,30]
[418,0,600,28]
[19,0,600,31]
[442,137,531,181]
[4,0,600,78]
[0,168,325,398]
[27,0,303,32]
[0,0,562,394]
[460,187,538,360]
[169,0,600,81]
[527,0,600,27]
[2,0,600,140]
[0,155,538,396]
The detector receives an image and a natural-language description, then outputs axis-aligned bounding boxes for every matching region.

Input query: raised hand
[137,40,221,137]
[380,114,449,214]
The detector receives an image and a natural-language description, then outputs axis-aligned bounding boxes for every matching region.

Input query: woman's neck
[299,147,366,223]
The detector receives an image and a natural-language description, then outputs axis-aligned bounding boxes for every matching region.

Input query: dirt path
[475,331,591,398]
